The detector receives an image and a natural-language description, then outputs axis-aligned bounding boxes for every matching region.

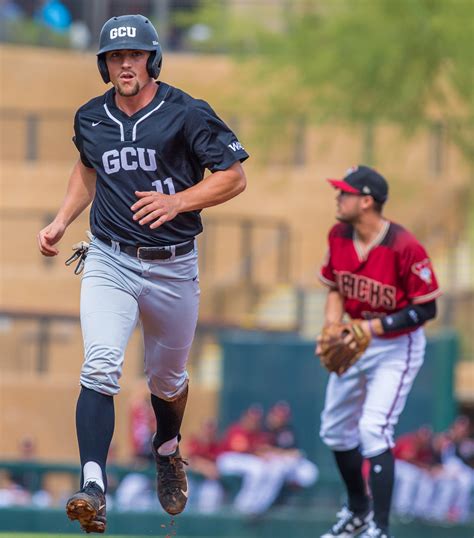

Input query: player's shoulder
[75,89,112,116]
[328,222,353,240]
[162,82,214,115]
[382,221,426,253]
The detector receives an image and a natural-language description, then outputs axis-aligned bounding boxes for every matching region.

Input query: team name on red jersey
[335,271,396,310]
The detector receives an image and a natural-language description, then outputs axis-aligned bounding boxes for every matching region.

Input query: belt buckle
[137,246,172,261]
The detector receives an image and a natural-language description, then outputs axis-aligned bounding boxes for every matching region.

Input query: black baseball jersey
[73,81,249,246]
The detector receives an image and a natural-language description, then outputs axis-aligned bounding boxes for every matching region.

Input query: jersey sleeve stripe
[318,273,338,289]
[411,289,442,304]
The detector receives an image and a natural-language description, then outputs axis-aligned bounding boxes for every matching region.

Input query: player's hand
[315,332,357,354]
[315,321,339,356]
[37,221,67,257]
[131,191,183,229]
[315,335,323,356]
[359,319,383,338]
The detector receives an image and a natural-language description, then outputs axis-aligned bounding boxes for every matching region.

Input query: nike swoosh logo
[98,504,106,510]
[92,121,102,127]
[180,489,188,498]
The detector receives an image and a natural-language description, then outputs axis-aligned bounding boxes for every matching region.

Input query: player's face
[336,191,375,222]
[105,49,151,97]
[335,191,363,222]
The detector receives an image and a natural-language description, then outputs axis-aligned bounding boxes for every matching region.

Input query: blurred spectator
[264,401,318,491]
[35,0,71,32]
[393,427,446,520]
[9,436,40,492]
[408,432,460,523]
[216,403,315,516]
[442,416,474,522]
[129,389,156,461]
[113,391,161,512]
[0,437,51,507]
[186,419,224,513]
[216,404,277,515]
[393,420,474,523]
[0,0,23,41]
[114,455,156,512]
[448,415,474,467]
[69,20,90,50]
[0,0,23,21]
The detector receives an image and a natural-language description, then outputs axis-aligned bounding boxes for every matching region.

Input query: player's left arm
[360,299,437,337]
[131,161,246,229]
[361,235,441,337]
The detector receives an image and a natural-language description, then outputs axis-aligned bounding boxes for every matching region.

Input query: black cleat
[321,505,373,537]
[66,481,106,534]
[152,435,189,515]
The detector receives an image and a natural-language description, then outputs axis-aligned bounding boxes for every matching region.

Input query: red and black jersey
[219,424,268,454]
[319,221,441,336]
[394,433,437,467]
[186,436,222,462]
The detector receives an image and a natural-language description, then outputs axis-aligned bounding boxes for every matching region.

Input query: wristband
[368,319,378,337]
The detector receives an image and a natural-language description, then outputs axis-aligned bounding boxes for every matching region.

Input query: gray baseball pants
[79,236,200,400]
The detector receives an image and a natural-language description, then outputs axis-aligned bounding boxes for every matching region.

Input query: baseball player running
[316,166,441,538]
[37,14,248,533]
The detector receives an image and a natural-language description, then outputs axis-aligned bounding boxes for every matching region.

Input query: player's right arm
[315,290,345,356]
[316,226,346,354]
[324,289,345,325]
[37,159,96,256]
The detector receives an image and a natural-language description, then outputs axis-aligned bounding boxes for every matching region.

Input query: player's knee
[319,424,334,448]
[144,345,190,400]
[81,351,123,395]
[358,418,391,457]
[147,372,188,401]
[320,416,359,451]
[80,370,120,396]
[319,412,334,445]
[320,425,351,451]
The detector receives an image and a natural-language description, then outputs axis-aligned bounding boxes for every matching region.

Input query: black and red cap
[327,165,389,203]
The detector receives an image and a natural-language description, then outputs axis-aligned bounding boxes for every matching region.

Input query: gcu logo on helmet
[102,147,157,174]
[110,27,137,39]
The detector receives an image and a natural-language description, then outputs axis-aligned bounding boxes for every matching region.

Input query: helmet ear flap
[146,50,162,79]
[97,55,110,84]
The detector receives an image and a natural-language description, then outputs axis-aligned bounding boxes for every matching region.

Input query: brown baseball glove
[317,321,371,376]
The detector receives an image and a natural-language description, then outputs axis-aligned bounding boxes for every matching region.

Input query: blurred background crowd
[1,398,473,526]
[0,0,198,51]
[0,0,473,536]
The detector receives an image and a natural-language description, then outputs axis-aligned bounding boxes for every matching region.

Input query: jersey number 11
[152,177,176,195]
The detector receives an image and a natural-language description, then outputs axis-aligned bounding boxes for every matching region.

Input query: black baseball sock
[334,448,370,514]
[151,384,188,451]
[369,449,394,532]
[76,386,115,492]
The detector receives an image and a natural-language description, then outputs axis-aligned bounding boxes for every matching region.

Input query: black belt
[98,237,194,260]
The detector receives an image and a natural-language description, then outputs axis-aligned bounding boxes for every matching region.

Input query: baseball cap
[327,165,389,203]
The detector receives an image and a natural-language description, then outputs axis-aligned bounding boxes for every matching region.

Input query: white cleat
[321,506,373,537]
